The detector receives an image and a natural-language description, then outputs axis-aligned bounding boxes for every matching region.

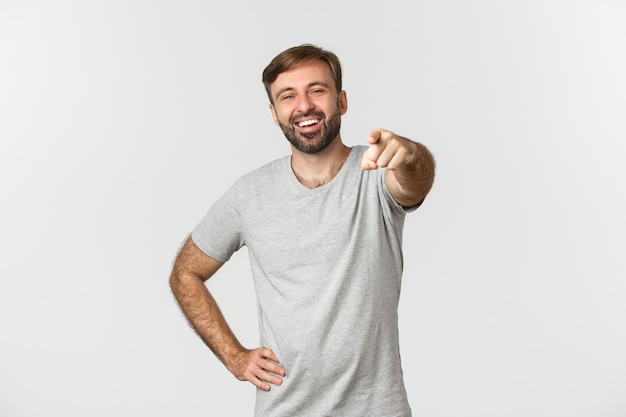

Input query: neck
[291,137,351,189]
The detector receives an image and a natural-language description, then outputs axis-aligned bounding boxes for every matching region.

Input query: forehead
[270,60,334,95]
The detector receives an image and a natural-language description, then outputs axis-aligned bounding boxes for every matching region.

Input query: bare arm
[361,128,435,207]
[169,236,285,391]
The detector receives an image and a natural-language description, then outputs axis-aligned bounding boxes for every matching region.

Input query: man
[170,44,435,416]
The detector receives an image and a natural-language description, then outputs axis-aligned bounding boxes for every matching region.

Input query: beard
[277,102,342,154]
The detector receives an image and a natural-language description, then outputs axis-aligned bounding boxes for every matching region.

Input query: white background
[1,1,625,416]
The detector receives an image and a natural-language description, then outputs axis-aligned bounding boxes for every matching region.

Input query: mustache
[289,111,325,125]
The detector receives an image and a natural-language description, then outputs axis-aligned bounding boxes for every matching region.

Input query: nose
[295,94,315,113]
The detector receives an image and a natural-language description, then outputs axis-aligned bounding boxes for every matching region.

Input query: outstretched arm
[361,128,435,207]
[169,236,285,391]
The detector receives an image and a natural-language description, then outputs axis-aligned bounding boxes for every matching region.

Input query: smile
[297,119,320,127]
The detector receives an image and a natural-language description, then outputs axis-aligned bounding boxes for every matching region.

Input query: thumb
[366,128,384,145]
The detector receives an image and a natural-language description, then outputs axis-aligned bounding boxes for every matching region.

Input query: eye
[280,94,294,101]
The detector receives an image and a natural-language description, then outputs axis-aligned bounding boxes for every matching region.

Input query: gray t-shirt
[192,145,414,416]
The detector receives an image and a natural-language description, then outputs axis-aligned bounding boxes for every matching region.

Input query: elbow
[169,268,194,296]
[169,271,184,298]
[169,272,179,291]
[169,268,205,298]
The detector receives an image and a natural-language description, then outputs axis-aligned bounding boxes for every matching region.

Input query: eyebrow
[274,81,332,100]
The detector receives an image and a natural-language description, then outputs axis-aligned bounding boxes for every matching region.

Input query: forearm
[386,140,435,207]
[170,271,244,369]
[169,237,284,390]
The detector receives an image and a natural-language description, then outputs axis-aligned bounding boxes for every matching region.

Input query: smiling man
[170,44,435,416]
[270,59,345,154]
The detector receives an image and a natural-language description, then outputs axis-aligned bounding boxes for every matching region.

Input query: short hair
[262,44,343,104]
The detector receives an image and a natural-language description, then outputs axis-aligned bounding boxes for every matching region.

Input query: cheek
[271,106,288,125]
[278,108,294,123]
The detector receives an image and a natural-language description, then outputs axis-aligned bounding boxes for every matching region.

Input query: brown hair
[262,44,343,104]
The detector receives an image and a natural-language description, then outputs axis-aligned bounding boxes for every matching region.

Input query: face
[269,60,347,154]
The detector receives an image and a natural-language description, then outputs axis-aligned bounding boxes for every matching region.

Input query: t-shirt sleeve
[191,182,245,262]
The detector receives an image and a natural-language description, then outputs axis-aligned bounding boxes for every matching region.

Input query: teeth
[298,119,319,127]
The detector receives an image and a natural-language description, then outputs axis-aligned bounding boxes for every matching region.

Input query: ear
[269,103,279,126]
[339,90,348,116]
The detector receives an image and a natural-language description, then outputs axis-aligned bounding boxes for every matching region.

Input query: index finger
[259,348,285,375]
[261,357,286,377]
[261,348,279,363]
